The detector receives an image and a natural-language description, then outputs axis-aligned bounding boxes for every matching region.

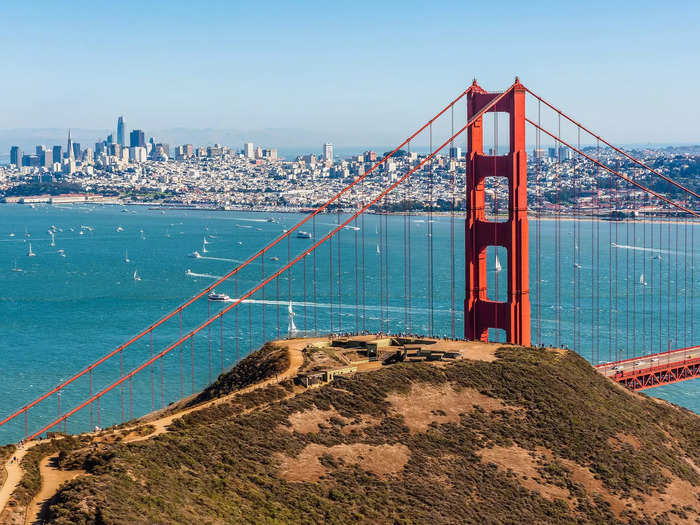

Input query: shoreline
[0,201,697,225]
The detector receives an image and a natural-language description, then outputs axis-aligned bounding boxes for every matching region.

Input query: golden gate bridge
[0,78,697,443]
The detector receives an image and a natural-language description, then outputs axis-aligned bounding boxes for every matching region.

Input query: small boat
[208,291,231,302]
[27,242,35,257]
[639,273,647,286]
[57,249,66,257]
[203,235,210,245]
[140,229,146,241]
[376,244,381,255]
[133,269,142,281]
[237,241,243,246]
[9,233,15,237]
[11,259,22,272]
[574,263,582,269]
[189,251,202,258]
[185,268,193,275]
[202,243,208,254]
[494,255,502,273]
[124,249,130,263]
[271,256,279,262]
[49,231,55,247]
[116,226,124,232]
[79,230,84,236]
[266,217,276,223]
[296,231,312,239]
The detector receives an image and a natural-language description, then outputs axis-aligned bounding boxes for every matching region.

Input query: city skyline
[1,1,699,146]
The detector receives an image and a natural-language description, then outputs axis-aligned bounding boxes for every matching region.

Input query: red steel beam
[1,84,478,431]
[595,345,699,369]
[612,357,700,391]
[526,118,699,218]
[524,87,700,200]
[25,85,516,442]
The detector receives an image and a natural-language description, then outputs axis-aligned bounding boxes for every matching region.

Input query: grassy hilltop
[41,343,700,524]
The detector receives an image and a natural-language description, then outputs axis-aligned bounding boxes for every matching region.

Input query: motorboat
[189,251,202,258]
[296,230,312,239]
[208,291,231,301]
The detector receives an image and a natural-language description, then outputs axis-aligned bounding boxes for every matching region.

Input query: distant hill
[41,343,700,524]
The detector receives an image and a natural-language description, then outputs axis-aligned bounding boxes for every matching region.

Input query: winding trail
[0,446,30,514]
[24,455,84,525]
[1,340,305,521]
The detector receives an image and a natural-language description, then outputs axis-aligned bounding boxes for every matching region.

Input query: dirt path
[24,455,84,525]
[1,341,305,520]
[0,447,30,514]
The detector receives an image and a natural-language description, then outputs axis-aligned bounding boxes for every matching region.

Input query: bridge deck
[596,346,700,391]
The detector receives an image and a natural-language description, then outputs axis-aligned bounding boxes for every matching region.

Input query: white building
[244,142,255,159]
[323,143,333,164]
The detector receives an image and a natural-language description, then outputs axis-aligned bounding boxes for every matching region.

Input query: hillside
[13,339,700,524]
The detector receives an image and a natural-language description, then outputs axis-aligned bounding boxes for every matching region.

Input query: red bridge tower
[465,79,531,346]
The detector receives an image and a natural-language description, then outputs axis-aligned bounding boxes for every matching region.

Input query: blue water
[0,203,697,444]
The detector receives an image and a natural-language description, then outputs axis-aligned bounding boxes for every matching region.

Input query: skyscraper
[244,142,255,159]
[67,129,74,160]
[323,143,334,164]
[117,116,125,147]
[52,145,62,164]
[129,129,145,148]
[10,146,22,167]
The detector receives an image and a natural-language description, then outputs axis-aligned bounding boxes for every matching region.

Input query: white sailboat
[49,231,55,247]
[140,229,146,241]
[12,259,22,272]
[288,302,298,334]
[203,235,210,245]
[639,273,647,286]
[494,254,502,273]
[27,242,35,257]
[202,242,208,254]
[124,249,130,263]
[133,269,142,281]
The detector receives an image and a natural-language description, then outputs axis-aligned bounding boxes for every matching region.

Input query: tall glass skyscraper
[117,116,125,146]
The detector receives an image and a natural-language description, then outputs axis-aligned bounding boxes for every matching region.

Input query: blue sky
[1,0,699,148]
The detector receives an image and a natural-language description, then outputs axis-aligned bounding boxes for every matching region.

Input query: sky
[1,0,699,151]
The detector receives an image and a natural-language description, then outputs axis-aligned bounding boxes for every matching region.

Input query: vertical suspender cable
[450,105,456,339]
[429,122,434,336]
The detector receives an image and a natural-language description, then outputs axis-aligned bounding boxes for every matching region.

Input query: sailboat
[203,235,210,245]
[202,242,208,254]
[639,273,648,286]
[494,255,502,273]
[376,244,381,255]
[27,242,35,257]
[140,229,146,241]
[124,249,130,263]
[288,302,298,334]
[11,259,22,272]
[49,231,55,247]
[133,269,142,281]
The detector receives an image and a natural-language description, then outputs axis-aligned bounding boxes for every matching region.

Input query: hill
[15,339,700,524]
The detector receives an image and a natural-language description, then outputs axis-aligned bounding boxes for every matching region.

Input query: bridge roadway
[596,346,700,391]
